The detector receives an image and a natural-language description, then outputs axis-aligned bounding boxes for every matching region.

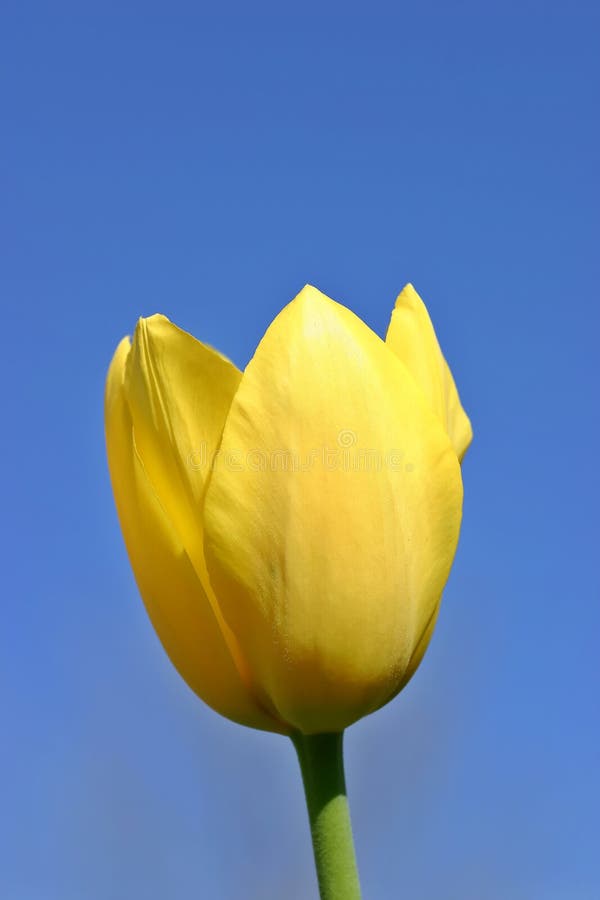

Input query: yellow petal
[105,336,286,733]
[385,284,473,461]
[203,285,463,734]
[123,314,242,582]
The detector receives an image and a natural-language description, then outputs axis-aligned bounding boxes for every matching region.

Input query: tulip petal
[385,284,472,461]
[105,337,287,733]
[203,285,463,734]
[123,314,242,584]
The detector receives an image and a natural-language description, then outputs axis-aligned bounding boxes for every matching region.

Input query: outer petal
[385,284,473,461]
[105,337,286,733]
[203,285,463,734]
[123,314,242,582]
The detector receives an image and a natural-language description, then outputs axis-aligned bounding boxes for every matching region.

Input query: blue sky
[2,2,599,898]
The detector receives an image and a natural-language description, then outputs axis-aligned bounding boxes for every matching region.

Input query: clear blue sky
[2,2,599,898]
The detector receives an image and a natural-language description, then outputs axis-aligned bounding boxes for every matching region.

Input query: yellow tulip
[105,284,471,737]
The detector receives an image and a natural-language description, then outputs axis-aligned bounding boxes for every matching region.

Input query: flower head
[105,284,471,734]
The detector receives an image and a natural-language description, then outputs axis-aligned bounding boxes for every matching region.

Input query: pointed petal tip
[395,283,420,309]
[134,313,172,337]
[292,283,334,307]
[116,333,132,353]
[145,312,171,324]
[108,335,132,376]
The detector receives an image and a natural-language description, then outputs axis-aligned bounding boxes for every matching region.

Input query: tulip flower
[105,283,471,899]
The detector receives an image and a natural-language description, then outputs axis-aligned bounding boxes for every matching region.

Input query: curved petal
[203,285,463,734]
[385,284,473,461]
[123,314,242,584]
[105,337,286,733]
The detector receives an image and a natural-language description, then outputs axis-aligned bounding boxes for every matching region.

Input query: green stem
[292,731,362,900]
